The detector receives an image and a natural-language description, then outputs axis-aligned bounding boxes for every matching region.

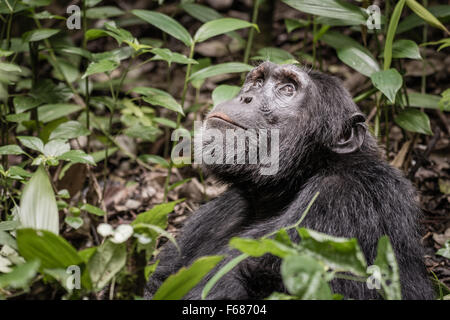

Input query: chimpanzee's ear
[331,113,366,154]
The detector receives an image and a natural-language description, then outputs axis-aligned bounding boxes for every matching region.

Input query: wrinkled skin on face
[201,61,372,189]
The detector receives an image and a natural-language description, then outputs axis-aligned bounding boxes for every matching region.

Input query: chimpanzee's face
[205,61,312,135]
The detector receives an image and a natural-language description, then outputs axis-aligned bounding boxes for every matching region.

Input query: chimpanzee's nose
[240,96,253,104]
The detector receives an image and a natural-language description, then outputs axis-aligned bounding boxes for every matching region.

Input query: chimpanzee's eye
[253,78,264,88]
[279,83,296,96]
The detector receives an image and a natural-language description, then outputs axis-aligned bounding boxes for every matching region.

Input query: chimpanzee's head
[198,61,373,187]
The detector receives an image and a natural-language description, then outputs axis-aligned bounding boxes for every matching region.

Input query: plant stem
[82,0,91,152]
[421,0,428,94]
[243,0,261,66]
[163,44,195,201]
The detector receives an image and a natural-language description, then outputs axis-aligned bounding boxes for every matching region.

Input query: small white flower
[97,223,114,237]
[134,233,152,245]
[111,224,134,243]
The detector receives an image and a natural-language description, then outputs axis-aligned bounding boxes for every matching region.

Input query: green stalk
[421,0,428,94]
[163,44,195,201]
[82,0,91,152]
[243,0,261,66]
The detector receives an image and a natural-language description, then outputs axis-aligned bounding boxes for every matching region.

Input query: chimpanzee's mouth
[207,112,247,130]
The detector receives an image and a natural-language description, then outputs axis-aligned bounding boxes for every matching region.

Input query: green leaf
[0,145,25,156]
[321,30,373,56]
[405,0,449,34]
[65,216,83,230]
[189,62,253,82]
[285,18,310,33]
[395,109,433,135]
[439,89,450,112]
[39,104,84,123]
[0,62,21,73]
[17,136,44,153]
[397,92,446,111]
[169,178,192,191]
[22,29,60,42]
[202,254,248,299]
[49,121,90,141]
[282,0,367,25]
[17,228,82,270]
[281,254,332,299]
[337,47,380,77]
[370,69,403,103]
[13,96,41,113]
[230,237,297,258]
[153,256,223,300]
[251,47,297,65]
[397,5,450,34]
[43,139,70,157]
[212,85,241,106]
[150,48,198,66]
[132,200,183,229]
[390,39,422,60]
[18,166,59,234]
[143,94,184,116]
[0,221,20,232]
[384,0,406,70]
[0,260,40,289]
[298,228,367,276]
[58,150,96,165]
[0,230,17,250]
[87,240,127,291]
[86,6,124,19]
[180,3,222,22]
[373,236,402,300]
[81,203,105,216]
[83,59,120,78]
[132,10,193,47]
[437,240,450,259]
[194,18,257,43]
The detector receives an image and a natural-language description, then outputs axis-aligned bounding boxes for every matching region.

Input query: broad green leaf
[150,48,198,66]
[139,154,170,168]
[124,124,162,142]
[0,260,40,289]
[0,230,17,249]
[22,29,60,42]
[285,18,310,33]
[439,89,450,112]
[18,166,59,234]
[130,87,172,98]
[143,94,184,116]
[394,109,433,135]
[189,62,253,82]
[153,117,177,129]
[49,121,90,141]
[337,47,380,77]
[81,203,105,216]
[39,104,84,123]
[86,6,124,19]
[230,237,297,258]
[373,236,402,300]
[194,18,257,43]
[0,221,20,232]
[370,69,403,103]
[8,166,32,179]
[281,254,332,299]
[13,96,41,113]
[384,0,406,70]
[251,47,297,65]
[298,228,367,276]
[0,145,25,156]
[380,39,422,60]
[17,136,44,153]
[0,62,21,73]
[397,5,450,34]
[282,0,367,25]
[153,256,223,300]
[17,228,82,269]
[83,59,119,78]
[397,92,447,111]
[132,200,183,228]
[405,0,449,34]
[65,216,83,230]
[87,240,127,291]
[437,240,450,259]
[212,85,241,106]
[321,30,372,56]
[85,29,109,41]
[132,10,193,47]
[180,3,222,22]
[58,150,96,165]
[43,139,70,157]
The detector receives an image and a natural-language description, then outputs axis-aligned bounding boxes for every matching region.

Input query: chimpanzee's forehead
[247,61,308,84]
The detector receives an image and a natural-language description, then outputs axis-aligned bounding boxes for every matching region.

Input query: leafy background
[0,0,449,299]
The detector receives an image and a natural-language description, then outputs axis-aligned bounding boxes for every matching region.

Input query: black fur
[145,62,434,300]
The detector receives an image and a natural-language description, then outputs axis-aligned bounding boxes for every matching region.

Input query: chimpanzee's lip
[207,112,247,130]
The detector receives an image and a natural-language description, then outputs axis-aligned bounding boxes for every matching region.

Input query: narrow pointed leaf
[189,62,253,82]
[194,18,257,43]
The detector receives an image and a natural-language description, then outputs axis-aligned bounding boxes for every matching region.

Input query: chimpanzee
[145,61,434,300]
